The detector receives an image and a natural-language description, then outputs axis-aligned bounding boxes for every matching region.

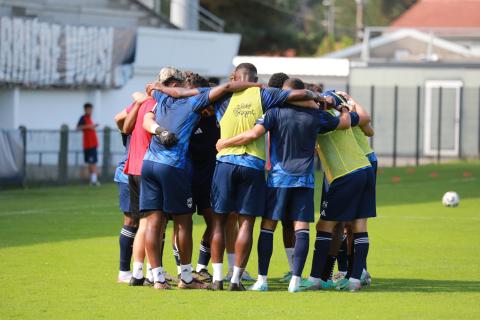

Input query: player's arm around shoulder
[208,81,262,102]
[146,82,199,98]
[216,124,266,152]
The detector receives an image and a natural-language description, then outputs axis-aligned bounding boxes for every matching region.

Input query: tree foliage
[200,0,417,56]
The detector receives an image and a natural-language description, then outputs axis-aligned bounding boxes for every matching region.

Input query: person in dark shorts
[188,106,220,281]
[77,103,99,185]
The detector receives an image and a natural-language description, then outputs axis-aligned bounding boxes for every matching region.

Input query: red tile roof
[391,0,480,28]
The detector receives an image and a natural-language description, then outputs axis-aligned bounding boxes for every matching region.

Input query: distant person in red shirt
[77,103,99,186]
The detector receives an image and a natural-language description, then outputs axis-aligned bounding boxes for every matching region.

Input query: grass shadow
[262,277,480,293]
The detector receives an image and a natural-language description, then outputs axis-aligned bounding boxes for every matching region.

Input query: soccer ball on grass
[442,191,460,207]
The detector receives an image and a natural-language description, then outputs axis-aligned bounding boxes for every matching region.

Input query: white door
[424,80,462,157]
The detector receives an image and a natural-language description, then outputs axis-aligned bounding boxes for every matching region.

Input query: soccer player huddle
[113,62,376,292]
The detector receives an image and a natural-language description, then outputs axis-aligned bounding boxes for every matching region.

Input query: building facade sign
[0,16,134,88]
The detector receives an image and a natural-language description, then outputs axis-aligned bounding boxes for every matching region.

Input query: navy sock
[292,229,309,277]
[337,235,348,273]
[352,232,369,280]
[173,243,181,269]
[119,225,137,272]
[257,228,274,276]
[321,255,336,281]
[310,231,332,279]
[197,239,211,268]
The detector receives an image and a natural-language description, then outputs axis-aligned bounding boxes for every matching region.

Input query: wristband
[150,123,160,134]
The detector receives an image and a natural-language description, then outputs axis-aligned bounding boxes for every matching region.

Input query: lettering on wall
[0,16,121,87]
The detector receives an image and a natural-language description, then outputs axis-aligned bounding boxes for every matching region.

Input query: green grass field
[1,162,479,319]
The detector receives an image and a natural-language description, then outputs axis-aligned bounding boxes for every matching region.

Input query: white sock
[289,275,301,288]
[349,277,361,283]
[339,271,347,276]
[285,247,295,272]
[231,266,244,284]
[257,275,268,284]
[118,270,131,278]
[152,267,165,283]
[196,264,207,273]
[90,173,98,184]
[227,253,235,271]
[146,263,153,282]
[132,261,144,279]
[307,276,321,285]
[212,263,223,282]
[180,264,193,283]
[177,265,182,275]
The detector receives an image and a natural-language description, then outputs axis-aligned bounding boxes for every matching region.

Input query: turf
[0,161,479,319]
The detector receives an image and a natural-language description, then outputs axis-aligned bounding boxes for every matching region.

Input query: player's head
[83,103,93,115]
[268,72,289,88]
[157,67,185,87]
[283,78,305,90]
[184,72,210,89]
[305,83,324,93]
[234,63,258,83]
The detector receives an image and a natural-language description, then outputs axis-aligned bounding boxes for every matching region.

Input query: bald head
[234,63,258,83]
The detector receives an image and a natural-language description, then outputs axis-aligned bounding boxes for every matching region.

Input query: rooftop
[391,0,480,28]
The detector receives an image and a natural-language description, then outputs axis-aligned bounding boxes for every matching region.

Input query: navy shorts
[128,175,143,218]
[211,161,266,217]
[140,160,194,215]
[321,167,376,222]
[117,182,131,213]
[84,147,97,164]
[266,187,314,222]
[192,161,215,212]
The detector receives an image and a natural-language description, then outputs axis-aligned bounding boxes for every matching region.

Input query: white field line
[0,204,115,217]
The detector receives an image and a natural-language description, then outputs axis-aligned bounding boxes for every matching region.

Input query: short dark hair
[185,73,210,88]
[268,72,289,88]
[284,78,305,90]
[84,103,93,109]
[235,63,257,75]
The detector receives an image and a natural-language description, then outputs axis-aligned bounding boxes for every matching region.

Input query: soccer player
[303,90,376,292]
[111,112,138,283]
[142,73,262,290]
[208,63,327,291]
[319,92,376,286]
[339,91,376,286]
[77,103,99,186]
[266,72,296,282]
[123,68,196,286]
[215,78,352,292]
[188,104,219,281]
[120,92,159,286]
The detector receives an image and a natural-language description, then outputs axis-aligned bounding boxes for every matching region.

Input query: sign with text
[0,16,135,88]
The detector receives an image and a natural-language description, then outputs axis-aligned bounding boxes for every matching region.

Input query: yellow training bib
[352,126,373,155]
[317,111,371,183]
[217,87,265,160]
